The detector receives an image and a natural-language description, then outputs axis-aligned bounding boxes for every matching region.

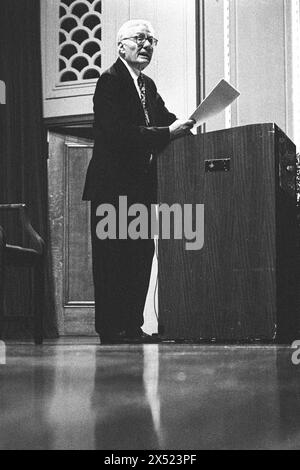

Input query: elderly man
[83,19,194,344]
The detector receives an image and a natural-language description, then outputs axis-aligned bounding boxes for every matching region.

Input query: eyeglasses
[120,33,158,47]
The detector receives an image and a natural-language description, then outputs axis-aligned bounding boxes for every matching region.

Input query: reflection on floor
[0,338,300,450]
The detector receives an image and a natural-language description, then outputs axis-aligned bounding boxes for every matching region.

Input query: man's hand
[169,119,195,140]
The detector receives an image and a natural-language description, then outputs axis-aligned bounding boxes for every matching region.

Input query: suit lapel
[114,58,146,124]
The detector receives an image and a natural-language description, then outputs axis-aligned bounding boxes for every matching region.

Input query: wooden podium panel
[157,123,297,342]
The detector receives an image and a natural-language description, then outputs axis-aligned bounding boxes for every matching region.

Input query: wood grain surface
[157,123,297,341]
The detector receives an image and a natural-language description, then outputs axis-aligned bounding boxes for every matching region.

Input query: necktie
[137,73,150,126]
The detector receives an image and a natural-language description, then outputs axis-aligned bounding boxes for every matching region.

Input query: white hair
[117,19,155,44]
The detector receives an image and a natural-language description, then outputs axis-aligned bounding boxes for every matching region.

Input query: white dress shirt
[120,57,142,99]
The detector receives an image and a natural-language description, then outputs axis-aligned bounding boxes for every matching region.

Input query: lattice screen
[59,0,102,83]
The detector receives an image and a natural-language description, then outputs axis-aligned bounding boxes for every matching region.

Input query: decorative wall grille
[59,0,102,84]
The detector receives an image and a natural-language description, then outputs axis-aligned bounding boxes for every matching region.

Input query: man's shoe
[139,331,161,343]
[99,330,128,345]
[99,329,161,345]
[125,328,161,344]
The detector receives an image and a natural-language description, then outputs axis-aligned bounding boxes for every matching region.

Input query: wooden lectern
[157,123,297,342]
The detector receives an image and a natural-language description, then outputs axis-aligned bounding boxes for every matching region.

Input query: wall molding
[291,0,300,149]
[223,0,231,128]
[195,0,206,133]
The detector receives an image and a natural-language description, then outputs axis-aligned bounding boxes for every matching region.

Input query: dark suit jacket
[82,58,176,203]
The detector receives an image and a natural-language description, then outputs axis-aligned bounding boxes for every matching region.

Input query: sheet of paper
[189,79,240,128]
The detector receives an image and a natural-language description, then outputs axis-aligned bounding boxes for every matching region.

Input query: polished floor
[0,339,300,450]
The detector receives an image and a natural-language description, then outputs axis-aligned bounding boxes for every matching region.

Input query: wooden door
[48,131,95,335]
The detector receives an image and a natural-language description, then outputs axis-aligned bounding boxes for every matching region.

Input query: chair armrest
[0,204,44,255]
[0,225,5,252]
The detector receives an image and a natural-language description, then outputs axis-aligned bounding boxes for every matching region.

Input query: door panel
[48,132,95,335]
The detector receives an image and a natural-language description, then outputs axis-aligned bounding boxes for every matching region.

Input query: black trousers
[91,200,155,336]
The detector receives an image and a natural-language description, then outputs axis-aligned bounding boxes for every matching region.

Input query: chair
[0,227,5,334]
[0,204,44,344]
